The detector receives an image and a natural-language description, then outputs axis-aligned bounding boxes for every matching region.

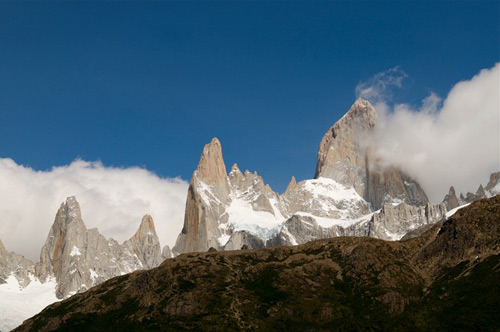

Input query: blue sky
[1,1,499,193]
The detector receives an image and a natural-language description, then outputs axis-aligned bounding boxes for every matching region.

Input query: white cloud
[355,66,408,104]
[0,159,189,260]
[358,63,500,202]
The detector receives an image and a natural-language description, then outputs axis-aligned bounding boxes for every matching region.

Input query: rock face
[123,215,163,269]
[223,231,265,251]
[173,138,232,254]
[442,186,461,210]
[315,99,428,210]
[21,197,165,299]
[369,202,447,240]
[173,100,439,256]
[17,196,500,332]
[1,196,170,330]
[485,172,500,195]
[315,99,376,197]
[270,201,447,247]
[0,239,35,288]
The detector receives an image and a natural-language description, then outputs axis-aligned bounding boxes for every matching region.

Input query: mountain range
[1,99,499,331]
[15,195,500,331]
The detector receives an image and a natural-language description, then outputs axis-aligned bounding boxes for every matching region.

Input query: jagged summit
[442,171,500,209]
[194,137,228,186]
[285,176,297,193]
[124,214,162,270]
[173,102,438,254]
[58,196,83,223]
[33,196,165,299]
[230,163,242,175]
[314,99,428,209]
[133,214,156,238]
[338,98,377,122]
[443,186,460,210]
[314,99,376,185]
[1,197,167,330]
[485,172,500,193]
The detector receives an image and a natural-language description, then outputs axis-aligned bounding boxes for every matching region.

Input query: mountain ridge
[172,99,445,255]
[15,195,500,331]
[0,196,169,331]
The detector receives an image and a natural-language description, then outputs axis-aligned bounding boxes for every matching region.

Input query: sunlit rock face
[173,100,441,256]
[34,196,163,299]
[315,98,428,210]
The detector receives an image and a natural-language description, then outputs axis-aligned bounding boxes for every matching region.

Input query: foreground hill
[16,196,500,331]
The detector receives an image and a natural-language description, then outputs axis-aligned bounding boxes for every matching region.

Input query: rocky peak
[56,196,85,227]
[173,139,233,255]
[229,163,242,176]
[285,176,297,193]
[314,99,428,210]
[132,214,156,240]
[0,238,6,256]
[444,172,500,206]
[476,185,486,198]
[228,163,244,188]
[194,138,228,187]
[485,172,500,194]
[36,196,88,282]
[123,214,162,270]
[339,98,377,124]
[314,98,376,183]
[442,186,460,210]
[33,196,165,299]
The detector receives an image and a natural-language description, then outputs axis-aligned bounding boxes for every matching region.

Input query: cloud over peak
[0,159,189,260]
[357,63,500,201]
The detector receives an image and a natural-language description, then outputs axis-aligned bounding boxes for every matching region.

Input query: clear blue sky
[1,1,498,192]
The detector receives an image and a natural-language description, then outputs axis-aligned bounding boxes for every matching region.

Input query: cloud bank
[356,63,500,202]
[0,159,189,260]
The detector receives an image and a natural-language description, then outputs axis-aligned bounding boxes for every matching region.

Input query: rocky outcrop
[369,202,447,240]
[270,200,447,247]
[223,231,265,251]
[34,196,163,299]
[442,186,461,210]
[162,245,173,260]
[270,214,370,247]
[282,177,371,219]
[485,171,500,195]
[314,99,428,210]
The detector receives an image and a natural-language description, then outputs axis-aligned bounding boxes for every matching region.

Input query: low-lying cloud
[0,159,189,260]
[356,63,500,202]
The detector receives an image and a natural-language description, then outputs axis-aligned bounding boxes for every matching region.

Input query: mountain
[173,99,443,255]
[315,99,428,209]
[442,171,500,210]
[2,98,498,330]
[16,195,500,332]
[0,196,167,331]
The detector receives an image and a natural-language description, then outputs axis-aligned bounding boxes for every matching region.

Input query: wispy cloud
[355,66,408,105]
[358,63,500,202]
[0,159,189,260]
